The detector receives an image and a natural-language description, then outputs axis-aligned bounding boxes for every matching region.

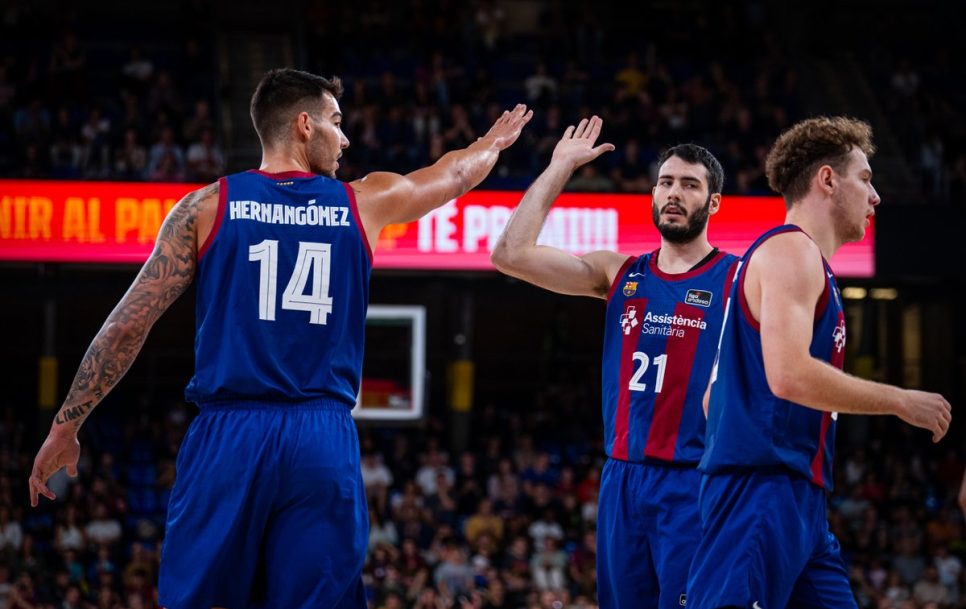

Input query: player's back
[700,225,845,490]
[185,169,372,406]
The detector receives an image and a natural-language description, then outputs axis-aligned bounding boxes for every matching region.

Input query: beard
[651,195,712,244]
[307,135,338,178]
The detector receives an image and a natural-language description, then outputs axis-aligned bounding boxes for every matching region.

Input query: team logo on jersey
[620,305,639,335]
[685,289,713,307]
[622,281,638,297]
[832,320,847,353]
[679,594,687,606]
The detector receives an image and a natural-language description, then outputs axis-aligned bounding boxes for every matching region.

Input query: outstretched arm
[351,104,533,251]
[491,116,627,298]
[29,182,219,506]
[752,232,951,441]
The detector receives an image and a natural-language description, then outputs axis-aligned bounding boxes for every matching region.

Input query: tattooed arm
[29,182,219,506]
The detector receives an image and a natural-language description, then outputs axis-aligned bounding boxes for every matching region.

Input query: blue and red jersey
[700,225,846,491]
[601,249,739,464]
[184,169,372,407]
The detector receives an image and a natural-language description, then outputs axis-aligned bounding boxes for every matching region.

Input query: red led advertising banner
[0,179,874,276]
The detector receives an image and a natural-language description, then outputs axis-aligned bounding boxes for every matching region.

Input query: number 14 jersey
[185,170,373,407]
[602,249,738,464]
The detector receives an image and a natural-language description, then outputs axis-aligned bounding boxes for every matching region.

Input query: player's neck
[785,207,842,260]
[656,237,715,274]
[258,149,312,175]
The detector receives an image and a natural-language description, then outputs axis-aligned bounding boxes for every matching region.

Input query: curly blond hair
[765,116,875,204]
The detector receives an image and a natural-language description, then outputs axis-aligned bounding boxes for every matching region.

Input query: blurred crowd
[0,394,963,609]
[0,2,962,202]
[0,14,222,184]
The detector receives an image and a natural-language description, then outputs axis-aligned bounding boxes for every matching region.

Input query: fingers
[568,116,605,140]
[66,463,78,477]
[563,125,575,139]
[930,401,951,443]
[504,104,529,122]
[586,115,603,141]
[28,475,55,507]
[590,143,616,162]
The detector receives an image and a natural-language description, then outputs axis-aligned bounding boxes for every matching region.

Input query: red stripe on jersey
[606,256,638,301]
[721,260,740,313]
[811,311,844,486]
[198,177,228,261]
[343,182,373,264]
[815,277,830,320]
[644,303,705,461]
[612,297,648,460]
[810,412,833,486]
[737,263,761,332]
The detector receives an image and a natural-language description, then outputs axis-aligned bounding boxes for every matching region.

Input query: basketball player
[491,116,739,609]
[28,68,532,608]
[687,116,952,609]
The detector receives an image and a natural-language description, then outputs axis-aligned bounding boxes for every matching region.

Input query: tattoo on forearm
[53,182,217,432]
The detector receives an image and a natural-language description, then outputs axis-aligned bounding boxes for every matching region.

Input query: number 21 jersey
[185,170,372,407]
[602,249,739,464]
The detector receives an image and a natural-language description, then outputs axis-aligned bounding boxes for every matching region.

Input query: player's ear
[296,112,312,142]
[708,193,721,215]
[817,165,835,195]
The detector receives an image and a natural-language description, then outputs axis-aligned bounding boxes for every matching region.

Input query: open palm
[483,104,534,151]
[551,116,615,171]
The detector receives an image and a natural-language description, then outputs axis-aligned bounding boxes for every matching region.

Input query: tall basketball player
[28,68,532,609]
[688,116,952,609]
[492,116,738,609]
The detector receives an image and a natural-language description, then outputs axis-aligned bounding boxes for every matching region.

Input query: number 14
[248,240,334,325]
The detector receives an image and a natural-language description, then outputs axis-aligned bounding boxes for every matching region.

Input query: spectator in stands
[530,537,566,592]
[185,127,225,181]
[54,504,84,553]
[114,127,147,180]
[84,503,121,547]
[434,542,475,600]
[182,99,214,143]
[145,126,185,181]
[465,498,504,548]
[913,566,950,606]
[0,505,22,553]
[362,451,395,516]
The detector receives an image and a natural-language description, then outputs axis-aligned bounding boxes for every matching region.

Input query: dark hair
[765,116,875,205]
[658,144,724,194]
[250,68,344,146]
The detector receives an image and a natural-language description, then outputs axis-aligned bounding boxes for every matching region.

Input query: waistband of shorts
[701,465,830,489]
[607,456,700,470]
[196,397,355,412]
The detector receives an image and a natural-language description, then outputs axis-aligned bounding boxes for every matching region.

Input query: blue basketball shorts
[597,458,703,609]
[686,470,857,609]
[158,399,368,609]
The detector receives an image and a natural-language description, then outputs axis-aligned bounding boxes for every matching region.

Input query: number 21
[628,352,668,393]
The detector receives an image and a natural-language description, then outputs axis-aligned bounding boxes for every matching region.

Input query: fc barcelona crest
[623,281,638,297]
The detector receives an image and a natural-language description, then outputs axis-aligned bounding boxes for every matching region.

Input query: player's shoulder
[752,229,821,264]
[750,230,825,291]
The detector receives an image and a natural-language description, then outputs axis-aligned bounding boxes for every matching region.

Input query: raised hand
[551,116,616,172]
[480,104,534,151]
